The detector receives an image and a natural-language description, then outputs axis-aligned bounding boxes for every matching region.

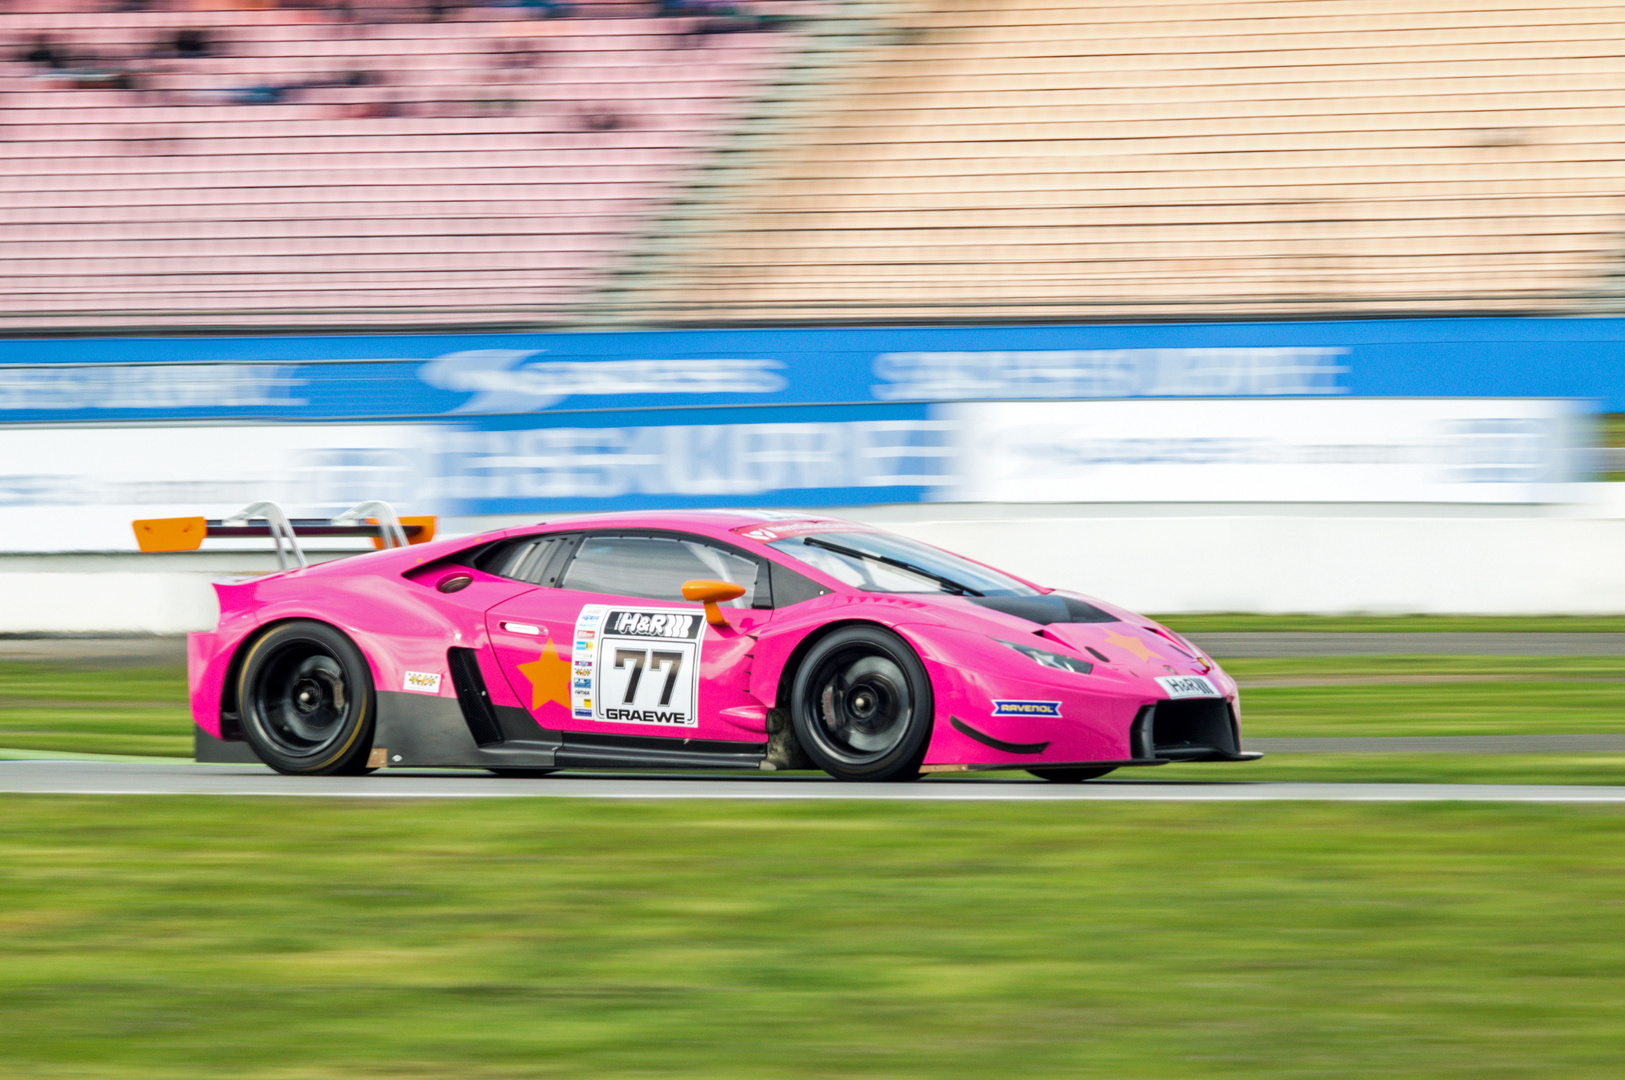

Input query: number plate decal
[570,605,704,727]
[1154,674,1221,699]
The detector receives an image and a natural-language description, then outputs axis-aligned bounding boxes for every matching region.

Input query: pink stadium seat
[0,0,796,328]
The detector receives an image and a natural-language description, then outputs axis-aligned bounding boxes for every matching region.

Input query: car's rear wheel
[1028,767,1116,782]
[239,621,377,776]
[791,625,933,782]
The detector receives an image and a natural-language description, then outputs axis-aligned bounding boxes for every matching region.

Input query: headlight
[995,639,1093,674]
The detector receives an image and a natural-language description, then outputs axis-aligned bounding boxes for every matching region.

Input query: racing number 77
[613,649,685,706]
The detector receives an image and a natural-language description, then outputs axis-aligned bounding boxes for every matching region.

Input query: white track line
[1,762,1623,803]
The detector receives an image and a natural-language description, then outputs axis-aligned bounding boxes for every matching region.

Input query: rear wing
[133,500,436,569]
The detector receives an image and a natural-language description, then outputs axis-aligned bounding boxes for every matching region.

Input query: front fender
[898,623,1160,767]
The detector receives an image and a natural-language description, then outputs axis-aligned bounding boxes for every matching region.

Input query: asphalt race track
[2,760,1624,803]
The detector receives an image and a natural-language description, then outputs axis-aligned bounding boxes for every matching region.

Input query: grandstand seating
[0,1,798,329]
[639,0,1625,321]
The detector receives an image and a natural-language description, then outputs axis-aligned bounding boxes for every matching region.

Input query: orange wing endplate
[132,516,208,553]
[369,515,438,549]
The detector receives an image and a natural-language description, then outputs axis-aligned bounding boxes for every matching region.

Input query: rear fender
[217,572,535,724]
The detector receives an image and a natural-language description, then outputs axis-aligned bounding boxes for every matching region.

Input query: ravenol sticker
[571,604,704,727]
[991,700,1062,718]
[403,671,443,694]
[1156,675,1221,699]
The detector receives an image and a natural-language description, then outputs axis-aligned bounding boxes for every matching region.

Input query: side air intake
[447,647,505,747]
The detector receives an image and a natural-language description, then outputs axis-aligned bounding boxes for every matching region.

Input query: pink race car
[137,504,1259,782]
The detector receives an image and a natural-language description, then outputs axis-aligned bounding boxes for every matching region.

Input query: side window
[475,535,572,586]
[560,536,761,608]
[769,560,832,607]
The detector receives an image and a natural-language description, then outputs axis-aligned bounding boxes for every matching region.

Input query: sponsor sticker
[733,520,879,543]
[402,671,442,694]
[1156,675,1221,699]
[571,604,704,727]
[991,700,1062,718]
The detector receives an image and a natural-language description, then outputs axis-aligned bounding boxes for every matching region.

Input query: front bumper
[933,702,1262,771]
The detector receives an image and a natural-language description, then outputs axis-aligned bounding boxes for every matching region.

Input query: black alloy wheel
[238,620,377,776]
[790,625,934,782]
[1028,767,1116,783]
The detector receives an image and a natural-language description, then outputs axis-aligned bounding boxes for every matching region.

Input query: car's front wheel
[238,620,377,776]
[790,625,933,782]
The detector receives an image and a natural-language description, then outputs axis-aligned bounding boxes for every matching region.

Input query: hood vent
[966,594,1117,625]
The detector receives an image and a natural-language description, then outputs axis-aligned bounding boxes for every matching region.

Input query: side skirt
[372,692,767,771]
[195,726,263,764]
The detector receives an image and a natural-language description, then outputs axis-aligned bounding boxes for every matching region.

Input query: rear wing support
[133,500,436,566]
[226,501,308,570]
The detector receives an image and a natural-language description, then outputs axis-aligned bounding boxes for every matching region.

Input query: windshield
[767,531,1039,597]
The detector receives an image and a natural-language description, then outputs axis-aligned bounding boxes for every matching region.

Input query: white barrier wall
[858,491,1625,616]
[6,490,1625,633]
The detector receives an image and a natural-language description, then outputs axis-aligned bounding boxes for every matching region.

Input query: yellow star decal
[517,638,571,711]
[1103,629,1158,663]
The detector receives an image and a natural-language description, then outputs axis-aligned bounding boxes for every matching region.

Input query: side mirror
[682,579,746,628]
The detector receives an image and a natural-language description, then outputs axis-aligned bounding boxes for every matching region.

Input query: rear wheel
[238,621,377,776]
[1028,767,1116,783]
[791,625,934,782]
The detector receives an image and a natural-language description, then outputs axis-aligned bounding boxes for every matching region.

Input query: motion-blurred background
[4,0,1625,630]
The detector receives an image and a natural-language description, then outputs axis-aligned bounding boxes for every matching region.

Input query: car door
[485,531,774,744]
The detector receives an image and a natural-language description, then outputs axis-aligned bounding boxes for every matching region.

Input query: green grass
[1236,681,1625,737]
[1224,656,1625,680]
[1603,413,1625,481]
[3,796,1625,1079]
[1152,754,1625,786]
[1155,613,1625,633]
[0,664,190,758]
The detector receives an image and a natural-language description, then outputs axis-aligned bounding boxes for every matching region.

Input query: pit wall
[7,492,1625,634]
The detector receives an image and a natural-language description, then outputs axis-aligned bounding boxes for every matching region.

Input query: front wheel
[790,625,934,782]
[1028,767,1116,783]
[238,620,377,776]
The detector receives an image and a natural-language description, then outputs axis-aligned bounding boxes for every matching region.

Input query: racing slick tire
[790,625,933,782]
[238,620,378,776]
[1028,767,1116,782]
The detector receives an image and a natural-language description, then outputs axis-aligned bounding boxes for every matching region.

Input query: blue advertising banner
[2,316,1623,424]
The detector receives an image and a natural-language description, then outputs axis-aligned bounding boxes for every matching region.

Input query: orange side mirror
[682,579,746,628]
